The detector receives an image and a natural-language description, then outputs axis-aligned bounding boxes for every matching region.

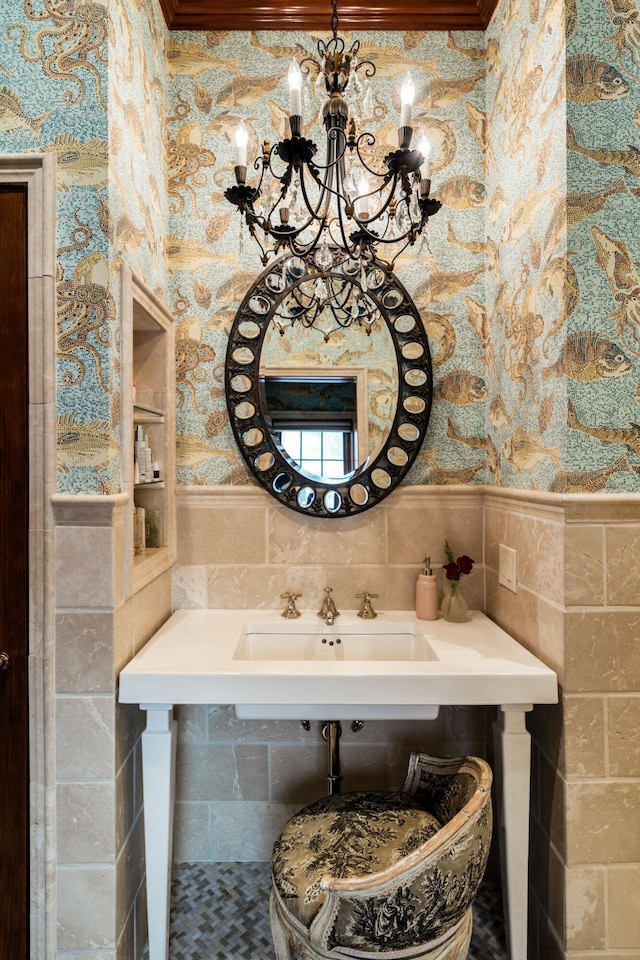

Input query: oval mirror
[225,251,433,518]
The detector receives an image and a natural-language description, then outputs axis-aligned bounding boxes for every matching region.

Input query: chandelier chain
[330,0,339,39]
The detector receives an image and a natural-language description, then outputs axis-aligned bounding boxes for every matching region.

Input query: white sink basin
[233,618,440,718]
[234,619,437,662]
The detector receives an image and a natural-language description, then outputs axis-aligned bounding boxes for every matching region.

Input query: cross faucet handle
[280,592,302,619]
[356,592,379,619]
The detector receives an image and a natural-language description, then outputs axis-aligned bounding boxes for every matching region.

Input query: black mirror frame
[225,254,433,518]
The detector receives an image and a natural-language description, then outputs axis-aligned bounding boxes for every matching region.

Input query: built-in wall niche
[121,265,176,597]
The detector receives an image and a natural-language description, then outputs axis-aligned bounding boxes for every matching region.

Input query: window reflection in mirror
[262,374,361,480]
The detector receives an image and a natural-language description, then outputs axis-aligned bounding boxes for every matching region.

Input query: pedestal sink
[118,607,558,960]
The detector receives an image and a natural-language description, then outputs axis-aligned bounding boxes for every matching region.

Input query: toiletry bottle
[416,556,439,621]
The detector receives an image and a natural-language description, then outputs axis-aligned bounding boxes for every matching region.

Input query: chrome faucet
[356,592,378,619]
[280,592,302,619]
[318,587,339,626]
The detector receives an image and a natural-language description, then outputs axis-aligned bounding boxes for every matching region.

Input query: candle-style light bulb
[400,73,415,128]
[288,59,302,117]
[418,134,431,179]
[357,173,370,218]
[235,121,249,167]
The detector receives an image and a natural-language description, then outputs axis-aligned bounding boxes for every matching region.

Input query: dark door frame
[0,155,56,960]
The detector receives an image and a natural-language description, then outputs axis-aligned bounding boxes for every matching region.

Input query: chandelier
[224,0,442,271]
[270,254,383,342]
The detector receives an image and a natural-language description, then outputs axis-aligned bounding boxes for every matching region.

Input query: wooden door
[0,185,30,959]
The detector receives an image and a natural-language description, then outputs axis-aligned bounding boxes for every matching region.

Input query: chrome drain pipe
[321,720,342,795]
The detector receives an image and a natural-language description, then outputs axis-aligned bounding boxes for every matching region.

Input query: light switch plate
[499,543,517,593]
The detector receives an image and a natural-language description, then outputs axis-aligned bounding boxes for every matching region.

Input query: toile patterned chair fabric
[270,752,492,960]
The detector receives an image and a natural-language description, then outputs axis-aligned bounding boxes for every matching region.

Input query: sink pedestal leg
[141,704,177,960]
[493,704,532,960]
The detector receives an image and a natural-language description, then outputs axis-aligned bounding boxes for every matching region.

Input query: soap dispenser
[416,556,439,621]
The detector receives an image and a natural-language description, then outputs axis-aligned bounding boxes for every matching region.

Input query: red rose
[457,555,474,575]
[443,561,460,581]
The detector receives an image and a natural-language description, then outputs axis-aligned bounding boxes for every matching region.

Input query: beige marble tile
[608,696,640,777]
[337,715,444,746]
[55,612,115,694]
[131,568,172,654]
[565,525,604,606]
[115,698,145,773]
[176,704,209,742]
[173,802,210,861]
[484,503,514,573]
[207,563,325,610]
[322,563,418,612]
[387,503,483,568]
[485,570,546,661]
[207,704,311,743]
[546,844,565,947]
[116,750,135,854]
[115,810,144,938]
[176,502,267,564]
[336,742,390,792]
[209,801,301,861]
[538,751,567,861]
[443,704,488,742]
[172,563,208,608]
[55,696,114,780]
[536,598,566,686]
[114,600,134,678]
[133,739,143,820]
[528,815,550,909]
[565,866,605,950]
[56,782,116,864]
[56,865,116,949]
[268,506,386,565]
[606,525,640,606]
[530,696,606,780]
[563,696,606,779]
[565,780,640,864]
[269,742,328,803]
[515,513,564,603]
[565,612,640,693]
[607,865,640,949]
[567,954,640,960]
[175,742,269,801]
[55,525,116,609]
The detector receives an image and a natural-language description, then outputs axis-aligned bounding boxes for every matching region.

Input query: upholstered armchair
[270,752,493,960]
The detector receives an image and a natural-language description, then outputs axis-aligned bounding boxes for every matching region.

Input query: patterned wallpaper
[1,0,640,493]
[486,0,640,493]
[166,28,489,486]
[0,0,167,493]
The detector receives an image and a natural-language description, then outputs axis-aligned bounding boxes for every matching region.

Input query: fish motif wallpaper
[167,28,490,485]
[0,0,168,492]
[486,0,640,491]
[1,0,640,493]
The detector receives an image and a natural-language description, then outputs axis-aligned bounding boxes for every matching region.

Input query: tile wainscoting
[484,490,640,960]
[173,484,640,960]
[46,484,640,960]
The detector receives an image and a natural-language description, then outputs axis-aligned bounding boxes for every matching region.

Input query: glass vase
[441,579,470,623]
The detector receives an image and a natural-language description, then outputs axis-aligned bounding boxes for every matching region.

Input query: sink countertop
[118,609,558,708]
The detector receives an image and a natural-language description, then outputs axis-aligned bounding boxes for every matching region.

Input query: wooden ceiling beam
[157,0,498,32]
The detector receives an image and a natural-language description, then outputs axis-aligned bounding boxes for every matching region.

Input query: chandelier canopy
[224,0,442,271]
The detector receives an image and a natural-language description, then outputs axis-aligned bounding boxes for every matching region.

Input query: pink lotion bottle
[416,556,439,621]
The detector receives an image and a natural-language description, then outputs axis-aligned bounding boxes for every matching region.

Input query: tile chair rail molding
[269,752,493,960]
